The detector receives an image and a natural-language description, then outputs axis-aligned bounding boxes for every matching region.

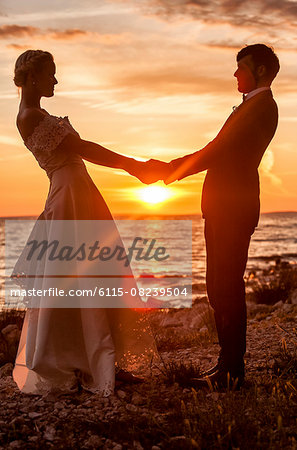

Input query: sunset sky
[0,0,296,216]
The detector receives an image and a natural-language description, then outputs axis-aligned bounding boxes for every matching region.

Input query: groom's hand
[127,159,169,184]
[145,159,172,183]
[145,159,183,185]
[163,161,179,185]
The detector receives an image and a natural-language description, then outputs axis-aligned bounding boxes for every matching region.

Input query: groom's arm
[165,100,278,184]
[164,140,216,184]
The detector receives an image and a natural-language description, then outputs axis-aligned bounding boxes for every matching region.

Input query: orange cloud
[0,24,38,37]
[47,28,87,40]
[6,43,31,50]
[135,0,297,27]
[2,23,132,47]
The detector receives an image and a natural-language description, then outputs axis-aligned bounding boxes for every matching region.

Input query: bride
[11,49,162,396]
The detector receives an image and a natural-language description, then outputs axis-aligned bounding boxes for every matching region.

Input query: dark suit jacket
[169,90,278,228]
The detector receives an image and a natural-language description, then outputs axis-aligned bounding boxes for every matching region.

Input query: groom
[151,44,280,388]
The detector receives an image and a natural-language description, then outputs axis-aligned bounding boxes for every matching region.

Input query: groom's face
[234,55,257,94]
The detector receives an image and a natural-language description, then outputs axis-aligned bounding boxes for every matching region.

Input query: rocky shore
[0,289,296,449]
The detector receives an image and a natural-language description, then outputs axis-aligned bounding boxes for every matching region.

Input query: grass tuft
[250,260,297,305]
[158,358,202,387]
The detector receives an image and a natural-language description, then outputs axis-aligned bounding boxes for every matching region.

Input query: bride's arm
[71,136,136,171]
[18,110,162,184]
[62,134,161,184]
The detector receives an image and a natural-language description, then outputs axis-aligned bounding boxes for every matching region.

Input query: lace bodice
[24,114,84,178]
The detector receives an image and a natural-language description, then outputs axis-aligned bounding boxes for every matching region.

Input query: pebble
[0,303,296,448]
[0,363,13,378]
[200,326,208,333]
[131,393,144,406]
[43,425,56,441]
[54,401,65,410]
[28,412,42,419]
[206,392,220,401]
[117,390,126,399]
[8,440,24,448]
[83,435,103,448]
[7,402,17,409]
[169,435,187,443]
[282,304,292,312]
[126,403,138,412]
[133,441,144,450]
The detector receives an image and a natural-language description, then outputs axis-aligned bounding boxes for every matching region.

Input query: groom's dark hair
[237,44,280,81]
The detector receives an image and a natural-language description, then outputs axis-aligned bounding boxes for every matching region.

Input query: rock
[152,446,161,450]
[1,325,20,361]
[117,390,126,399]
[133,441,144,450]
[207,392,220,401]
[112,444,123,450]
[282,304,292,313]
[54,401,65,409]
[7,402,18,409]
[199,326,208,333]
[273,301,283,308]
[131,393,144,406]
[35,400,45,406]
[1,324,20,344]
[28,412,42,419]
[44,425,56,441]
[126,403,138,412]
[0,363,13,377]
[182,388,191,394]
[8,441,24,448]
[161,315,182,328]
[83,435,103,448]
[42,392,60,402]
[169,436,187,443]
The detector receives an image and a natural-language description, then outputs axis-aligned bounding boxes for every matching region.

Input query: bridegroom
[158,44,280,389]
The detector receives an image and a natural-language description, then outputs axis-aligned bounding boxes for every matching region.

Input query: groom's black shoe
[190,369,244,391]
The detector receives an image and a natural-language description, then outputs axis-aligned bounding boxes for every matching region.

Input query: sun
[136,186,174,204]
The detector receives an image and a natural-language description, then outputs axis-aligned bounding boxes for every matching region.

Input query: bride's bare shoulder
[16,107,48,141]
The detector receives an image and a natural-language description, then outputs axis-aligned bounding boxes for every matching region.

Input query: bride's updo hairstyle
[14,50,54,87]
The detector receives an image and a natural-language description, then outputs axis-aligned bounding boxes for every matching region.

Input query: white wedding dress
[12,114,157,396]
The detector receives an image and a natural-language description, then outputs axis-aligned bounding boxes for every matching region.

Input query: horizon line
[1,210,297,219]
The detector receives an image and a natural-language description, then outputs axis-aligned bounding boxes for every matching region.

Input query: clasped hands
[128,158,179,185]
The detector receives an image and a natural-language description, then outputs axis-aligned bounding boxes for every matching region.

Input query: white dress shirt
[244,86,271,102]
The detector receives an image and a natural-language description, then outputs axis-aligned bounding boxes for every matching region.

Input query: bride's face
[33,60,58,98]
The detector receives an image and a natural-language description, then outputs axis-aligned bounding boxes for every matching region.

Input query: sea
[0,212,296,309]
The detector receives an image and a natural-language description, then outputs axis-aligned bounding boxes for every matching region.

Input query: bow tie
[232,94,246,113]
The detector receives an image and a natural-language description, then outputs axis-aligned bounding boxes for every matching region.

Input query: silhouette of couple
[12,44,279,395]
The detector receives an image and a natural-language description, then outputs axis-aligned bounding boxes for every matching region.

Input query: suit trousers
[204,216,255,378]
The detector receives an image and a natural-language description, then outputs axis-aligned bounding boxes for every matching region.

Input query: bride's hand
[127,159,170,184]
